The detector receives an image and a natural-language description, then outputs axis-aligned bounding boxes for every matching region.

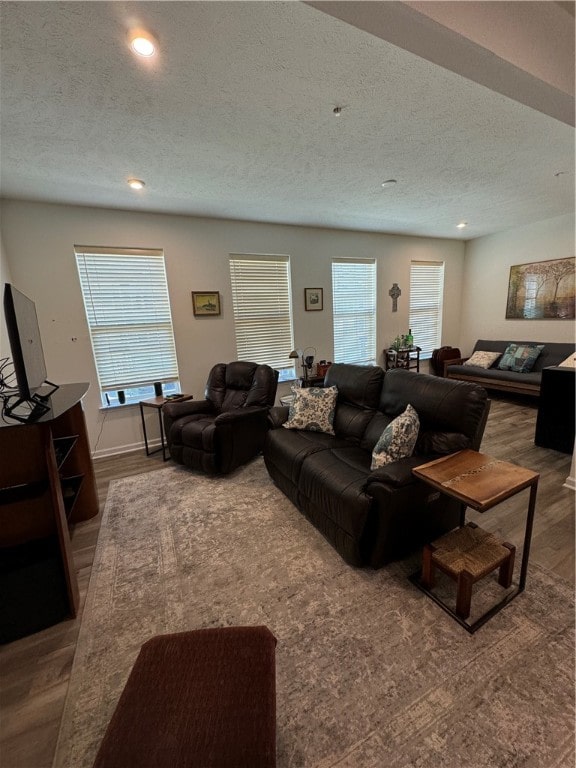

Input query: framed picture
[304,287,323,311]
[505,257,575,319]
[192,291,221,316]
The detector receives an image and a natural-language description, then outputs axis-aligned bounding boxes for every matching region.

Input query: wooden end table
[384,346,421,372]
[410,449,539,633]
[139,395,193,461]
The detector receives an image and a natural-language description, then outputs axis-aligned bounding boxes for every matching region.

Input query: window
[332,259,376,365]
[75,247,180,406]
[409,261,445,359]
[229,254,295,381]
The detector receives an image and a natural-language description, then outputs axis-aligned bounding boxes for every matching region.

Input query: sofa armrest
[214,405,269,425]
[162,399,214,419]
[213,406,271,474]
[267,406,290,428]
[443,357,468,375]
[366,455,441,488]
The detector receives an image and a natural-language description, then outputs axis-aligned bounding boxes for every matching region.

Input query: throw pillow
[283,386,338,434]
[463,350,501,369]
[497,344,544,373]
[371,404,420,470]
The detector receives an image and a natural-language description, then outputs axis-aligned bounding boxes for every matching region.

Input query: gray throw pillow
[371,404,420,470]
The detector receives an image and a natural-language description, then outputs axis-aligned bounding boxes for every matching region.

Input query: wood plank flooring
[0,396,573,768]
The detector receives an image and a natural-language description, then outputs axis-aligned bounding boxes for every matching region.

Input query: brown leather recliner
[163,361,279,475]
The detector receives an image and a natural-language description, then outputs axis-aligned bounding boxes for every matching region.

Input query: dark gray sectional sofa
[445,339,574,396]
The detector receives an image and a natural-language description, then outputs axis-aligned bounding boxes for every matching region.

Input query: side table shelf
[53,435,78,467]
[410,449,539,633]
[0,384,98,643]
[421,522,516,621]
[384,346,421,372]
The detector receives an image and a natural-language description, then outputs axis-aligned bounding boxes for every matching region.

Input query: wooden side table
[411,449,539,633]
[299,375,325,388]
[139,395,193,461]
[384,346,421,372]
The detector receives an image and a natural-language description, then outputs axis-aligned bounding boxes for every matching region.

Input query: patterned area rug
[54,458,574,768]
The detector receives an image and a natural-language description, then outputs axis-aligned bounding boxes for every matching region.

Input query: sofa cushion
[283,386,338,434]
[264,427,349,485]
[380,369,488,445]
[497,343,544,373]
[174,415,217,450]
[324,364,383,409]
[333,404,379,444]
[298,448,373,539]
[361,411,393,453]
[324,363,383,443]
[371,404,420,469]
[445,365,541,387]
[416,431,471,455]
[464,351,501,369]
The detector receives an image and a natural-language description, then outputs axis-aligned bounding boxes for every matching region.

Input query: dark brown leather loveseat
[263,364,490,568]
[163,361,278,475]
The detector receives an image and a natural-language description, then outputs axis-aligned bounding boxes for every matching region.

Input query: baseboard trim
[92,439,162,460]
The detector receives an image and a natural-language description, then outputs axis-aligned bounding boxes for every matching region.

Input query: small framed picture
[304,287,323,311]
[192,291,221,316]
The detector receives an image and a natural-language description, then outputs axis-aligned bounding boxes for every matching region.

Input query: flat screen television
[3,283,57,420]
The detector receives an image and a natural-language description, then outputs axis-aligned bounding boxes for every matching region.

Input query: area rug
[53,458,574,768]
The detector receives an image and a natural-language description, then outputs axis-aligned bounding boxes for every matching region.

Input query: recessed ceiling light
[128,29,157,57]
[381,179,397,188]
[127,178,145,190]
[456,221,467,229]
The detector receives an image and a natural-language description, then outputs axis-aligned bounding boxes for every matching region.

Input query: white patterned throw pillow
[283,386,338,434]
[371,404,420,469]
[463,350,501,369]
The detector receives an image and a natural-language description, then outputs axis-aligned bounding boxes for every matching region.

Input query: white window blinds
[409,261,445,359]
[332,259,376,365]
[229,254,294,372]
[75,247,179,390]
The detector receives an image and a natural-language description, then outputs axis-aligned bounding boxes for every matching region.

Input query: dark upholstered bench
[92,626,277,768]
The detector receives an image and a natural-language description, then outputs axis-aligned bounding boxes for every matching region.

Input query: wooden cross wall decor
[389,283,401,312]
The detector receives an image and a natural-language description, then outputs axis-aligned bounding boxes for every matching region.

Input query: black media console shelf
[0,383,99,643]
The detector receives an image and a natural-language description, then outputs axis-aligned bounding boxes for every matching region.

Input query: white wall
[0,199,465,456]
[459,213,576,355]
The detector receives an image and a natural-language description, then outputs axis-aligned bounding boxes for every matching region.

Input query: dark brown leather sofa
[163,361,278,475]
[263,365,490,568]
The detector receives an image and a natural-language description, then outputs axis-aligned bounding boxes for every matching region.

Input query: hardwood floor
[0,397,573,768]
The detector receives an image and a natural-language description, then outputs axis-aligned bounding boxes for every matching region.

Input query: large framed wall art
[505,257,575,319]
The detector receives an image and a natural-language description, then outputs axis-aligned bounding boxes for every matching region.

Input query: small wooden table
[299,375,325,388]
[139,395,193,461]
[411,449,539,633]
[384,346,421,373]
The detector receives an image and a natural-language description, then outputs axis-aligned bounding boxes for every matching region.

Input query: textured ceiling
[0,1,574,240]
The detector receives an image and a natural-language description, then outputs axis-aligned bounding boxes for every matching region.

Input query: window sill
[99,402,140,411]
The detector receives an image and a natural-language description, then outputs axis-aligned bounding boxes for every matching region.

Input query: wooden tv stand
[0,383,98,643]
